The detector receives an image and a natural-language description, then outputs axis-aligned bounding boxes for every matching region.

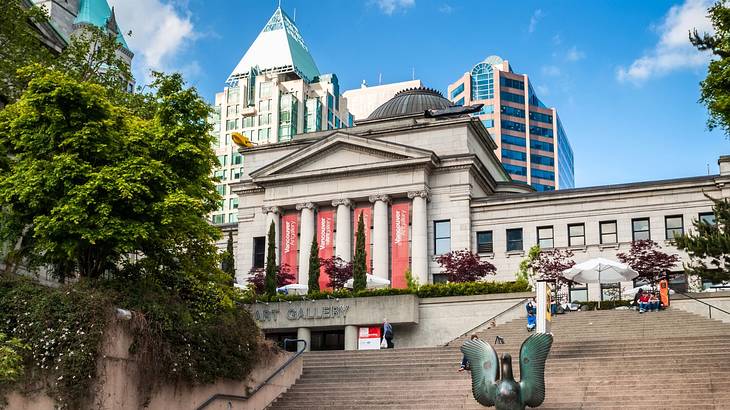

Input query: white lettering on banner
[284,220,295,253]
[394,209,405,245]
[319,217,332,250]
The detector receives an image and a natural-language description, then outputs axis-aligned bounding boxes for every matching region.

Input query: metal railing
[195,338,307,410]
[445,298,529,346]
[675,291,730,319]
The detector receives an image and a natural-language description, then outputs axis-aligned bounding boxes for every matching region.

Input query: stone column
[369,194,390,280]
[262,206,281,264]
[297,202,317,286]
[332,199,353,262]
[344,325,358,351]
[297,327,311,352]
[408,190,429,285]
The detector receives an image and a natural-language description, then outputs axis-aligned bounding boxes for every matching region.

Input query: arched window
[471,63,494,100]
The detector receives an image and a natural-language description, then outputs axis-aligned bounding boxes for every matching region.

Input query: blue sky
[110,0,727,188]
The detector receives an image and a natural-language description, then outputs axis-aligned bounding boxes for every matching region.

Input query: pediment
[250,132,436,180]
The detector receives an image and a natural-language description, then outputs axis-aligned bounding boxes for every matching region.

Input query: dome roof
[367,87,454,120]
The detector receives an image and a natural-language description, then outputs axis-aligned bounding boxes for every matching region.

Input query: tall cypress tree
[222,230,236,285]
[353,213,367,291]
[308,232,321,293]
[264,221,277,296]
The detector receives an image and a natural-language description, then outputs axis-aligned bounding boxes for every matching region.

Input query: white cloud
[552,34,562,46]
[617,0,714,83]
[371,0,415,15]
[438,4,453,14]
[541,65,561,76]
[566,46,585,62]
[535,85,549,96]
[528,9,543,33]
[108,0,198,82]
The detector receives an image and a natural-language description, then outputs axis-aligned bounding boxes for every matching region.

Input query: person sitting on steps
[649,292,660,312]
[458,334,479,372]
[638,290,651,313]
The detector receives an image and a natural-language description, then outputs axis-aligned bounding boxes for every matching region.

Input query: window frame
[253,237,266,268]
[506,228,524,252]
[476,231,494,254]
[433,220,451,255]
[536,226,554,249]
[599,220,618,244]
[664,215,684,240]
[568,223,586,247]
[698,212,716,226]
[631,218,651,241]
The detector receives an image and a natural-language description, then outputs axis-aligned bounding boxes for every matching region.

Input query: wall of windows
[455,97,465,106]
[450,83,464,99]
[531,154,554,166]
[278,93,298,141]
[530,139,554,152]
[503,163,527,176]
[531,168,554,180]
[482,119,494,128]
[501,105,525,118]
[501,134,526,147]
[530,125,553,138]
[557,117,575,188]
[304,97,322,133]
[502,148,527,161]
[500,77,524,90]
[501,91,525,104]
[532,183,555,191]
[529,111,553,124]
[502,120,526,132]
[471,63,494,100]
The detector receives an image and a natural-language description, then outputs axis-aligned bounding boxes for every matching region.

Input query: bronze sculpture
[461,333,553,410]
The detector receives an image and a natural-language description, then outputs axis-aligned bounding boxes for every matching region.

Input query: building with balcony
[448,55,573,191]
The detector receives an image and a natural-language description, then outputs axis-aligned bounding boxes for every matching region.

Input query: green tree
[0,1,53,105]
[517,245,541,284]
[264,222,277,296]
[0,331,25,383]
[690,2,730,137]
[308,233,321,293]
[675,196,730,283]
[353,214,367,291]
[222,231,236,284]
[0,69,220,281]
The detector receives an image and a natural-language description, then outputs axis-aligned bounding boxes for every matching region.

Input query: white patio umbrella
[622,284,675,296]
[345,274,391,289]
[563,258,638,307]
[276,283,309,295]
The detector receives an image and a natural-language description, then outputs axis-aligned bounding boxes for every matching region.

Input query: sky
[108,0,729,188]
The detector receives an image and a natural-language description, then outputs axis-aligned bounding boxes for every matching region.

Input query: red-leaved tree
[617,240,680,283]
[436,249,496,282]
[531,248,576,285]
[247,264,296,294]
[321,257,353,290]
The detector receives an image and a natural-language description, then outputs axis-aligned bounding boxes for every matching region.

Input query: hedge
[576,300,632,310]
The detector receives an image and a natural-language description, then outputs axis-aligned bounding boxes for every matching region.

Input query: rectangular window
[482,119,494,128]
[455,97,465,106]
[502,148,527,161]
[259,82,272,99]
[537,226,554,249]
[232,167,243,180]
[503,163,527,176]
[530,125,554,138]
[226,87,239,104]
[216,184,226,196]
[500,91,525,104]
[531,154,554,166]
[229,198,239,209]
[226,119,237,131]
[214,170,226,181]
[530,139,554,152]
[699,212,716,225]
[632,218,650,241]
[476,231,493,253]
[228,213,238,223]
[531,168,554,180]
[532,183,555,192]
[217,155,227,166]
[529,111,553,124]
[434,220,451,255]
[500,77,525,90]
[212,214,225,224]
[601,283,621,301]
[665,215,683,239]
[258,99,271,111]
[500,105,525,118]
[502,134,526,147]
[232,152,243,165]
[450,83,465,99]
[506,228,523,252]
[502,120,526,132]
[253,237,265,268]
[568,223,585,247]
[569,284,588,302]
[600,220,617,244]
[243,116,255,128]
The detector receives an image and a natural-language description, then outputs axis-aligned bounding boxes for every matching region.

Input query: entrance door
[266,332,299,352]
[311,330,345,351]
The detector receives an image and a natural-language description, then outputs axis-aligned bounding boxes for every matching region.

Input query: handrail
[674,291,730,319]
[445,297,529,346]
[195,338,307,410]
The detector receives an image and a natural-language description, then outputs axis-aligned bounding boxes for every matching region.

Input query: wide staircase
[267,308,730,409]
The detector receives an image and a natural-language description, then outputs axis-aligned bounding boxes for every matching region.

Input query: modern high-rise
[448,55,574,191]
[342,80,422,121]
[210,7,352,225]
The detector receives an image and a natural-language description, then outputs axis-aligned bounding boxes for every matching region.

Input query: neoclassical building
[232,87,726,298]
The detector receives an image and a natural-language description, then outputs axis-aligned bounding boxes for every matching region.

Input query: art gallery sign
[248,294,419,330]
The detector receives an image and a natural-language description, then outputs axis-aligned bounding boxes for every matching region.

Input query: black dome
[367,87,454,120]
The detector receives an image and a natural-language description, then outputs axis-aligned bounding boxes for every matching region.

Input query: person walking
[381,319,394,349]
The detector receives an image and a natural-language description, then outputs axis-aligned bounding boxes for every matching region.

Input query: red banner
[391,202,410,288]
[317,210,335,290]
[353,206,372,273]
[280,213,299,282]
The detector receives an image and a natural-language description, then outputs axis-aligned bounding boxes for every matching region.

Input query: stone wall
[5,321,301,410]
[671,292,730,324]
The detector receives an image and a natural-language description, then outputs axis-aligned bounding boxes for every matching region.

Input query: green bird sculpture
[460,333,553,410]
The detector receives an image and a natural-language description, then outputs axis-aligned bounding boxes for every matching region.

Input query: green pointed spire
[74,0,130,50]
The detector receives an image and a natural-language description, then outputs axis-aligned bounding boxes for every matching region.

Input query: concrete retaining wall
[671,292,730,323]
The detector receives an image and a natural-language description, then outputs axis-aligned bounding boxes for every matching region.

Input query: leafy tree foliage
[264,222,277,296]
[690,2,730,136]
[321,257,353,290]
[675,197,730,282]
[0,332,25,384]
[0,1,52,104]
[436,249,496,283]
[352,214,367,291]
[221,231,235,284]
[617,240,680,283]
[308,233,321,293]
[517,245,541,283]
[247,265,296,294]
[531,248,576,284]
[0,68,220,281]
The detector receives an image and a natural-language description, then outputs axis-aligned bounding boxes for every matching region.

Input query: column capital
[262,206,282,215]
[295,202,318,211]
[368,194,391,204]
[331,198,353,207]
[407,190,431,201]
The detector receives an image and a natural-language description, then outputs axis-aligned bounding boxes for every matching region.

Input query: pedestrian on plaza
[458,334,479,372]
[526,297,537,331]
[381,319,394,349]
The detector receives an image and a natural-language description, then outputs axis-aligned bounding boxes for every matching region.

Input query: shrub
[577,300,631,310]
[436,250,496,282]
[321,257,353,290]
